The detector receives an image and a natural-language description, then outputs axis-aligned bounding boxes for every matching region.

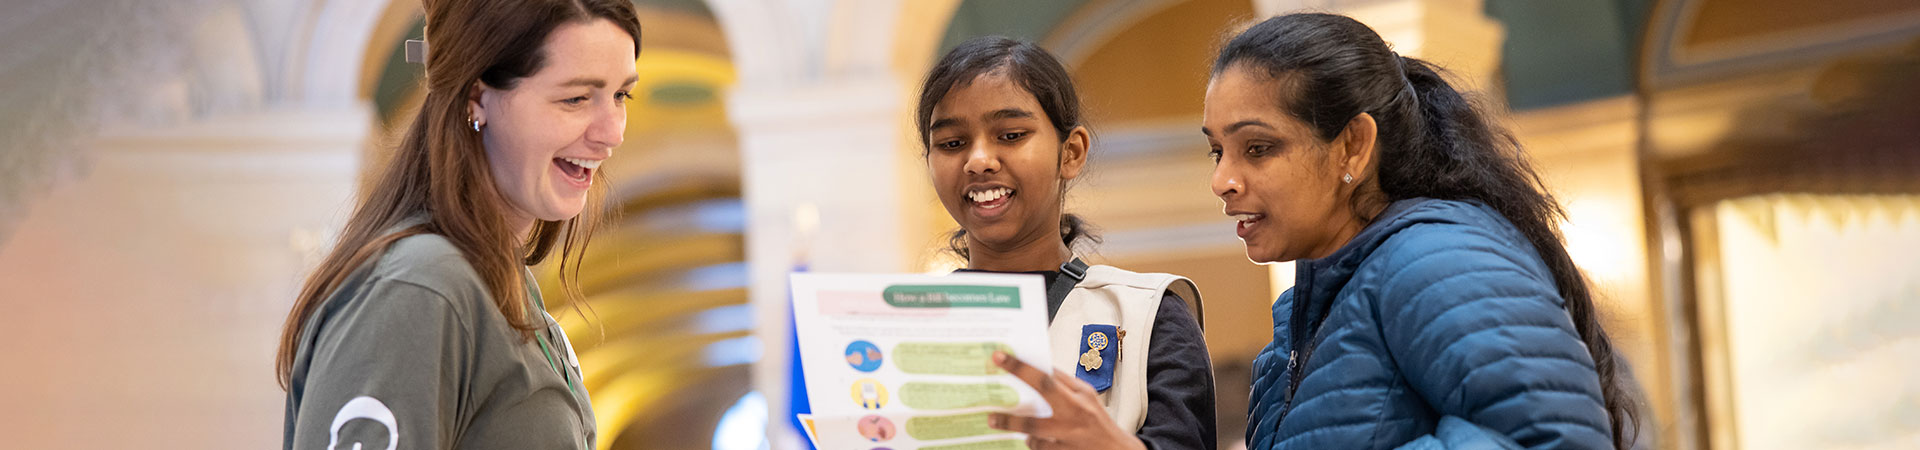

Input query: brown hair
[275,0,640,388]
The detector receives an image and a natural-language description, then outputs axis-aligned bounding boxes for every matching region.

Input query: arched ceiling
[937,0,1654,119]
[1642,0,1920,88]
[934,0,1658,115]
[931,0,1254,126]
[936,0,1089,55]
[1680,0,1918,50]
[1418,0,1920,109]
[1070,0,1255,125]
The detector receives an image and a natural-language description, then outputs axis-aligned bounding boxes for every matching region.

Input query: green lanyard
[524,275,578,396]
[526,274,589,450]
[537,329,579,396]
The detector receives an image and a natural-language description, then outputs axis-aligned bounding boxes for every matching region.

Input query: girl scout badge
[1077,324,1119,392]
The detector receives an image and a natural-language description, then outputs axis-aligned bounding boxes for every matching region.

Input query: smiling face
[925,71,1088,263]
[1204,65,1375,263]
[471,18,638,233]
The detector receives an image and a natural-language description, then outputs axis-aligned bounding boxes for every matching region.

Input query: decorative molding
[60,109,367,249]
[1637,63,1831,161]
[1642,0,1920,88]
[84,108,368,185]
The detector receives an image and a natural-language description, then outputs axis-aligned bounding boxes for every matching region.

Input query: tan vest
[1046,264,1204,432]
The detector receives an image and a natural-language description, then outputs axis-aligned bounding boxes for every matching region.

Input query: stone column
[707,1,959,447]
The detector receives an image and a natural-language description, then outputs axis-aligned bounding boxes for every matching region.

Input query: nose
[1210,161,1242,199]
[963,141,1000,175]
[585,100,626,152]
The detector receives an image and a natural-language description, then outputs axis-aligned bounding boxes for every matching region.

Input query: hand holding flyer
[790,273,1053,450]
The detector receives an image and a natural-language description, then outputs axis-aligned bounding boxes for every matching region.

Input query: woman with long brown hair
[277,0,639,448]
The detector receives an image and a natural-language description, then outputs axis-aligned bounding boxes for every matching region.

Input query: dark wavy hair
[915,36,1098,260]
[1213,13,1636,448]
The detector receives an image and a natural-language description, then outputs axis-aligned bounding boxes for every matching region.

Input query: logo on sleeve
[329,396,398,450]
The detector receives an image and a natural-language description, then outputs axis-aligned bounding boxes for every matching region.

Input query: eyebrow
[988,108,1036,120]
[928,108,1040,133]
[559,74,641,89]
[1201,119,1275,137]
[929,117,963,132]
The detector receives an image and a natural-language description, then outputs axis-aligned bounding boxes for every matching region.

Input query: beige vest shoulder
[1046,264,1203,432]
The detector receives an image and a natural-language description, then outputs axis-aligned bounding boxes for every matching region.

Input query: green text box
[883,285,1021,309]
[899,382,1019,410]
[905,412,1002,441]
[892,342,1011,375]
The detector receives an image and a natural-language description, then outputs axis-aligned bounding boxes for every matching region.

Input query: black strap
[1059,257,1089,282]
[1044,258,1090,322]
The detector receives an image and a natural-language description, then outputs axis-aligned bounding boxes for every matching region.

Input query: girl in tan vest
[915,36,1217,450]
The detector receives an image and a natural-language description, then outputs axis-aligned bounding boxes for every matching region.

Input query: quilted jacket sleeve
[1372,223,1613,449]
[1395,416,1524,450]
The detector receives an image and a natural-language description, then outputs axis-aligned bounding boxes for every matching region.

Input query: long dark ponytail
[916,36,1099,260]
[1214,13,1635,447]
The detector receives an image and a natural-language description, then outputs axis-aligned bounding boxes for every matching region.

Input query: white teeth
[560,157,603,170]
[967,188,1012,204]
[1232,214,1261,222]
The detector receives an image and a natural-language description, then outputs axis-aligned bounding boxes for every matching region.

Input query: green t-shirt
[283,225,594,450]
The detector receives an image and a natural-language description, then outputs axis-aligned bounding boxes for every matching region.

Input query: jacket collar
[1282,197,1467,353]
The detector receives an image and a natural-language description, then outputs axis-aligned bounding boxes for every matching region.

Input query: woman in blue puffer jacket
[984,13,1638,450]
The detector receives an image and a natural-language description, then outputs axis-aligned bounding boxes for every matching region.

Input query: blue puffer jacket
[1246,198,1612,449]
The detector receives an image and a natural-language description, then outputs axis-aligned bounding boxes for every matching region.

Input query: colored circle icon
[845,340,884,372]
[851,378,888,410]
[857,415,895,443]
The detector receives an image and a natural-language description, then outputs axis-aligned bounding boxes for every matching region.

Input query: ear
[467,81,493,126]
[1335,113,1378,184]
[1058,125,1091,181]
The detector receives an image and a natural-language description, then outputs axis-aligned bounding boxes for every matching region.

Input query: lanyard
[526,276,589,450]
[536,328,578,396]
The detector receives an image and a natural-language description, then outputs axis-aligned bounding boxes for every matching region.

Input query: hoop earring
[471,118,481,132]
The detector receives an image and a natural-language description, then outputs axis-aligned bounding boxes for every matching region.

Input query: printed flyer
[789,273,1053,450]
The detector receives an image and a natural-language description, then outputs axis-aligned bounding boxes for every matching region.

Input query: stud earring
[1342,173,1354,184]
